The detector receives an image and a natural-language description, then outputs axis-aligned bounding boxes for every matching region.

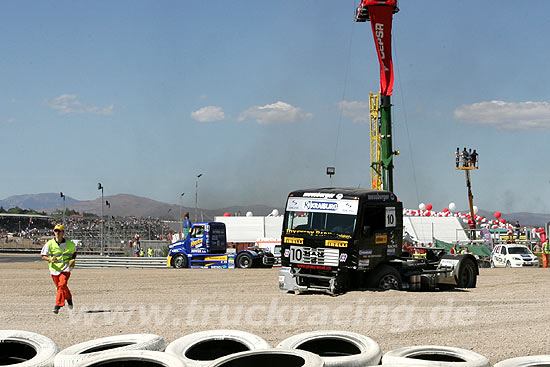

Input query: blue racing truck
[167,222,275,269]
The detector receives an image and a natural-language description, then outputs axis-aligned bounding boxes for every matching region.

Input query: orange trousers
[543,254,550,268]
[51,272,72,307]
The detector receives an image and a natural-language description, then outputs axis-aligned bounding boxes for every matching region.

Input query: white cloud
[47,94,114,115]
[454,100,550,130]
[190,106,225,122]
[338,101,370,123]
[238,101,312,125]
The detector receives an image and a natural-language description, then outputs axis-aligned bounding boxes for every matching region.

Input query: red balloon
[425,211,431,217]
[443,208,449,212]
[223,212,231,217]
[499,218,505,224]
[426,204,433,211]
[494,212,502,219]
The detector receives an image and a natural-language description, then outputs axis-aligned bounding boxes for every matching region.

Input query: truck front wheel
[173,254,188,269]
[236,253,253,269]
[367,265,401,290]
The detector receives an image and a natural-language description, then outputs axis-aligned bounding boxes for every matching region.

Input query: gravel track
[1,255,549,365]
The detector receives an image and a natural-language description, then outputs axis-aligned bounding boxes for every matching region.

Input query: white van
[490,244,539,268]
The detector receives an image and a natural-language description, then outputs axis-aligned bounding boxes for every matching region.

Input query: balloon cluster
[403,203,537,231]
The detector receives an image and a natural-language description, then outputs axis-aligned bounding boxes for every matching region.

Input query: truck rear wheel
[367,265,401,290]
[457,258,477,288]
[173,254,188,269]
[236,253,253,269]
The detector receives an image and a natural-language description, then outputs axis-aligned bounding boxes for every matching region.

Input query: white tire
[0,330,59,367]
[494,355,550,367]
[207,349,324,367]
[382,345,490,367]
[165,330,270,366]
[70,350,186,367]
[54,334,165,367]
[277,330,381,367]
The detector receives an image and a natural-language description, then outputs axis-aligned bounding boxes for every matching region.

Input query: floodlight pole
[195,174,202,223]
[98,183,104,254]
[180,193,185,225]
[60,192,66,226]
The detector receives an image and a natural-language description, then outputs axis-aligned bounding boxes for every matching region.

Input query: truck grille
[289,246,339,267]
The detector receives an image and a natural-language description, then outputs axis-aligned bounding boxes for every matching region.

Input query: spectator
[462,147,469,167]
[183,212,192,238]
[471,149,478,167]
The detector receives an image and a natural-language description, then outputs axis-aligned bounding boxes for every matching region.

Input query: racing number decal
[290,246,339,267]
[385,207,396,227]
[290,247,303,262]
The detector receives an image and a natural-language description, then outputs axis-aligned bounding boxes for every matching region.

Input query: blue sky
[2,1,549,214]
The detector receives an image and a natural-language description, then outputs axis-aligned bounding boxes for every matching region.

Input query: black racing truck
[279,188,478,295]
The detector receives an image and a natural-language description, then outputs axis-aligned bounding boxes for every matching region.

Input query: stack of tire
[2,329,549,366]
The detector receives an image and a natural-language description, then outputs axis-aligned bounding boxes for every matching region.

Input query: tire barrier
[0,330,59,367]
[7,329,544,367]
[75,256,167,269]
[53,334,166,367]
[276,330,381,367]
[165,330,271,366]
[382,345,490,367]
[206,349,324,367]
[494,355,550,367]
[70,350,186,367]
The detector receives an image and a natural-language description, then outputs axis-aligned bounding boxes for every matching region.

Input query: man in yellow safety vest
[41,224,77,314]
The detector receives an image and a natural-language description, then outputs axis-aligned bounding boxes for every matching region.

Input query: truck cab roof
[287,188,398,202]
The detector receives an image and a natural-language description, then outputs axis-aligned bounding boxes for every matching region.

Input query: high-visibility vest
[139,248,145,257]
[45,239,75,272]
[147,248,153,256]
[543,242,550,254]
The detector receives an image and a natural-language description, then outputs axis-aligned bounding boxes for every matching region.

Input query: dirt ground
[1,254,549,365]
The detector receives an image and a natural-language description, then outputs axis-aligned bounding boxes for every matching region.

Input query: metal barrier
[76,256,168,269]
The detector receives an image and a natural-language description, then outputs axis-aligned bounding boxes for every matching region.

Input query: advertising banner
[368,4,395,95]
[285,197,359,215]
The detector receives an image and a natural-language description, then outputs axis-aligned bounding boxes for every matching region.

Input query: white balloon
[271,209,279,217]
[419,203,426,210]
[449,202,456,211]
[473,205,479,214]
[246,211,253,217]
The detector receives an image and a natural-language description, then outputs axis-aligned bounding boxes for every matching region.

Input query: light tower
[195,174,202,223]
[98,183,104,254]
[60,192,66,225]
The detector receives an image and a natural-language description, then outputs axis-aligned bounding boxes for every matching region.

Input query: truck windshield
[286,211,356,235]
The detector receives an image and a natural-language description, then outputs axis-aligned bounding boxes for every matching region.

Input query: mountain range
[1,193,549,226]
[0,193,280,220]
